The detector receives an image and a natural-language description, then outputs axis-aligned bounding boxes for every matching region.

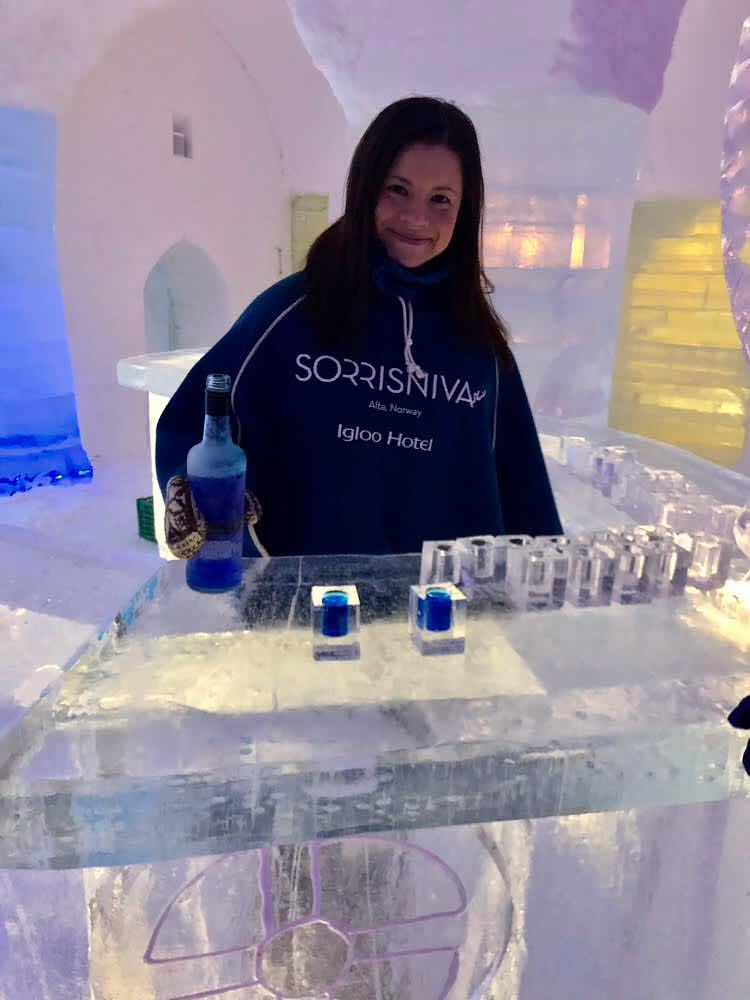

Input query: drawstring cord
[398,296,425,380]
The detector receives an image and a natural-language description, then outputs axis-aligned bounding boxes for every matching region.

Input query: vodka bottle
[186,374,246,593]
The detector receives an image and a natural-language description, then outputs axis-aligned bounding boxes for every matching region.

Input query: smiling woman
[157,96,562,559]
[305,96,511,361]
[375,144,463,267]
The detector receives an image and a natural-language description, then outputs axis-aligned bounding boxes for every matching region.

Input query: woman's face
[374,143,463,268]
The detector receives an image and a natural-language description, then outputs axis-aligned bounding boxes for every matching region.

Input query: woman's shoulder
[233,271,308,336]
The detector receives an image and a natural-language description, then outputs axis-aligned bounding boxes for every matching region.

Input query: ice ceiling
[287,0,687,126]
[0,0,688,116]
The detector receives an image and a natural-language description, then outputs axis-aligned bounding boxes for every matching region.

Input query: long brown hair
[305,96,513,367]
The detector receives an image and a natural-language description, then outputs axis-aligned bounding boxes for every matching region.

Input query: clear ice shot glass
[505,540,569,611]
[409,583,467,655]
[456,534,496,599]
[685,532,732,591]
[419,540,461,585]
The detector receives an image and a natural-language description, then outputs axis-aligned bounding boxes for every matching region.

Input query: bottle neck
[203,385,232,443]
[202,414,231,443]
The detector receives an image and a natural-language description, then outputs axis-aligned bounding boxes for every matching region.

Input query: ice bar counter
[1,428,749,998]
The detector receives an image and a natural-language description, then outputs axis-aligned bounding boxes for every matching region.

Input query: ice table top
[1,425,749,870]
[1,529,749,870]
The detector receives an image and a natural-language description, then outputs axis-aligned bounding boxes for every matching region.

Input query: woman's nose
[399,205,430,229]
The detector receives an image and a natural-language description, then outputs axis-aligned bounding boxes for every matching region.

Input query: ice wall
[552,0,688,112]
[476,95,645,423]
[0,106,91,496]
[0,2,348,467]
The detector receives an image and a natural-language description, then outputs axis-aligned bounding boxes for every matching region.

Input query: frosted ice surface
[0,440,747,1000]
[0,536,747,868]
[0,432,746,863]
[0,106,91,496]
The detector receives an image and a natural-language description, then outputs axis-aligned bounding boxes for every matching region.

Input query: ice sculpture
[0,106,91,496]
[136,837,505,999]
[722,17,750,473]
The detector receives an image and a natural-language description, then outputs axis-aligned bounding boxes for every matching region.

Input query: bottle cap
[205,373,232,416]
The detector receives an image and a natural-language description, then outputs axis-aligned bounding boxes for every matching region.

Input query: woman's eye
[432,194,452,206]
[387,183,408,196]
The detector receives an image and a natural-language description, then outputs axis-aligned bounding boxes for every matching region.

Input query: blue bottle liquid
[186,374,246,593]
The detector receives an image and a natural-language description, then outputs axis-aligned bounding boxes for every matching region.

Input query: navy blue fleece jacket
[156,257,562,556]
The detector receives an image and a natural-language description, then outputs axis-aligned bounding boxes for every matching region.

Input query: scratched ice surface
[1,463,748,870]
[0,434,749,999]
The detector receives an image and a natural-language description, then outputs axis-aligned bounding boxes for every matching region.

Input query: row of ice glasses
[420,525,733,613]
[557,435,744,547]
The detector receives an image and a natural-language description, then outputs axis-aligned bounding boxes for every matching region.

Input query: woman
[156,96,562,557]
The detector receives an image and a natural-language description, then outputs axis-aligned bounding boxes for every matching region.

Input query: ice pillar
[0,106,92,497]
[721,18,750,473]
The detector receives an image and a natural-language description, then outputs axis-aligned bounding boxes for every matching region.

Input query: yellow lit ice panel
[610,200,749,466]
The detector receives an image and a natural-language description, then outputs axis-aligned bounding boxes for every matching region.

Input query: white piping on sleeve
[230,292,305,560]
[230,294,306,440]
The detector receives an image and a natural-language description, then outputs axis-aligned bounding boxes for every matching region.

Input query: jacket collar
[371,242,451,302]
